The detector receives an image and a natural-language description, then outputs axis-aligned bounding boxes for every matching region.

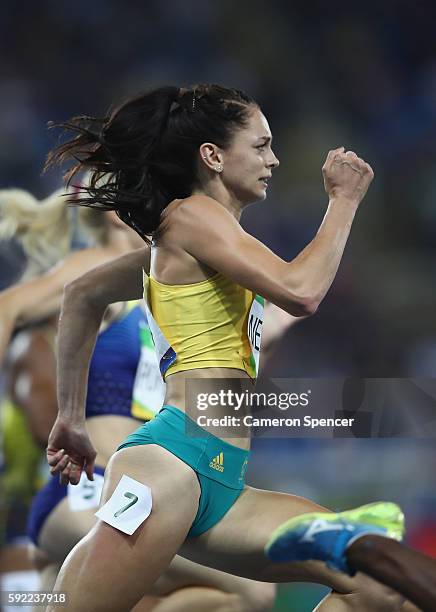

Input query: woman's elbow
[286,295,319,317]
[63,278,82,302]
[63,276,96,309]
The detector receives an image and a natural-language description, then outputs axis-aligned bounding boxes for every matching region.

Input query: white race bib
[247,295,264,377]
[131,319,166,420]
[67,471,104,511]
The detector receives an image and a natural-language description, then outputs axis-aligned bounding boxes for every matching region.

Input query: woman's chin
[257,187,268,201]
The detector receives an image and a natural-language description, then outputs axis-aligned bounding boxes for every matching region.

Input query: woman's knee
[241,582,276,611]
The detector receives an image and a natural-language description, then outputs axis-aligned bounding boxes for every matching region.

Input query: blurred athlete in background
[0,186,138,602]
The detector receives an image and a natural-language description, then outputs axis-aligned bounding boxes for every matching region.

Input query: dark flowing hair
[45,84,257,243]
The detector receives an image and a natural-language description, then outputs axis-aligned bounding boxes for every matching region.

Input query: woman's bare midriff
[165,368,253,450]
[86,367,252,469]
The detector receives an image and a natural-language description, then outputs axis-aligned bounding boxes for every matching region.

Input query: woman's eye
[256,144,266,151]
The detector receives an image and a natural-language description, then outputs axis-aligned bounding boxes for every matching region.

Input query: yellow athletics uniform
[119,272,264,536]
[147,272,264,379]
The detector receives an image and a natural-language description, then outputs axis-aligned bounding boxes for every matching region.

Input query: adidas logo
[209,452,224,473]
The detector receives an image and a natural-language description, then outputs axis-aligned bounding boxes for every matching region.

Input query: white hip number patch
[68,471,104,511]
[95,474,152,535]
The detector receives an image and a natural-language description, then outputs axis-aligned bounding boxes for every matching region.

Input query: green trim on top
[139,324,155,350]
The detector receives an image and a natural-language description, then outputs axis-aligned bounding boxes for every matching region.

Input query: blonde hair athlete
[0,186,146,603]
[0,188,288,611]
[0,185,139,589]
[0,186,143,364]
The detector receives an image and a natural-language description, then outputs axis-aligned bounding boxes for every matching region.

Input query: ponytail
[45,86,180,243]
[45,84,257,243]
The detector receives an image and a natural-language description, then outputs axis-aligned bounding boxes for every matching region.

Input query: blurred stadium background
[1,2,436,610]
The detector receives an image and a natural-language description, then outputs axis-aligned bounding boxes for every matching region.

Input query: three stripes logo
[209,452,224,473]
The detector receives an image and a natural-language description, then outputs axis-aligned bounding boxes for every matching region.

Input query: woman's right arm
[173,148,373,317]
[47,246,148,484]
[56,246,148,420]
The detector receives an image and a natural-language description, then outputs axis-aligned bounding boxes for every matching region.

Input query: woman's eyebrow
[256,135,272,144]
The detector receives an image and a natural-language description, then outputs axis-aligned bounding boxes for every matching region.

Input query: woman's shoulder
[158,196,238,257]
[166,194,221,214]
[164,195,230,230]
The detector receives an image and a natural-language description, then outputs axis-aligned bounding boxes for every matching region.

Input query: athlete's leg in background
[152,555,275,612]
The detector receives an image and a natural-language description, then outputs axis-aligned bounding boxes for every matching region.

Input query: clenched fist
[322,147,374,207]
[47,416,96,485]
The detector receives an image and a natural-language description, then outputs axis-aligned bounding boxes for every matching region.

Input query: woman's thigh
[39,463,275,610]
[182,486,388,594]
[48,445,201,612]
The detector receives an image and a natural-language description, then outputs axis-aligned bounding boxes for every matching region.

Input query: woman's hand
[322,147,374,207]
[47,416,97,485]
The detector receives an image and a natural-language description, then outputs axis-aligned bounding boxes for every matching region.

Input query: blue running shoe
[265,502,404,574]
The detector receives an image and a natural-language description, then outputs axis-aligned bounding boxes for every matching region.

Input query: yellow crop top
[143,272,264,380]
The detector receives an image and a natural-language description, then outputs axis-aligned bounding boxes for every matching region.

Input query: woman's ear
[199,143,223,172]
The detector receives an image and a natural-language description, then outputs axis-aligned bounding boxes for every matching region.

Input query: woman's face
[221,107,279,205]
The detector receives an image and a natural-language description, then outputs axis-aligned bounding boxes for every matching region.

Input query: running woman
[46,84,408,611]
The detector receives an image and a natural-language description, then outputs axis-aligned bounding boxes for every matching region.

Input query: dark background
[1,2,436,608]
